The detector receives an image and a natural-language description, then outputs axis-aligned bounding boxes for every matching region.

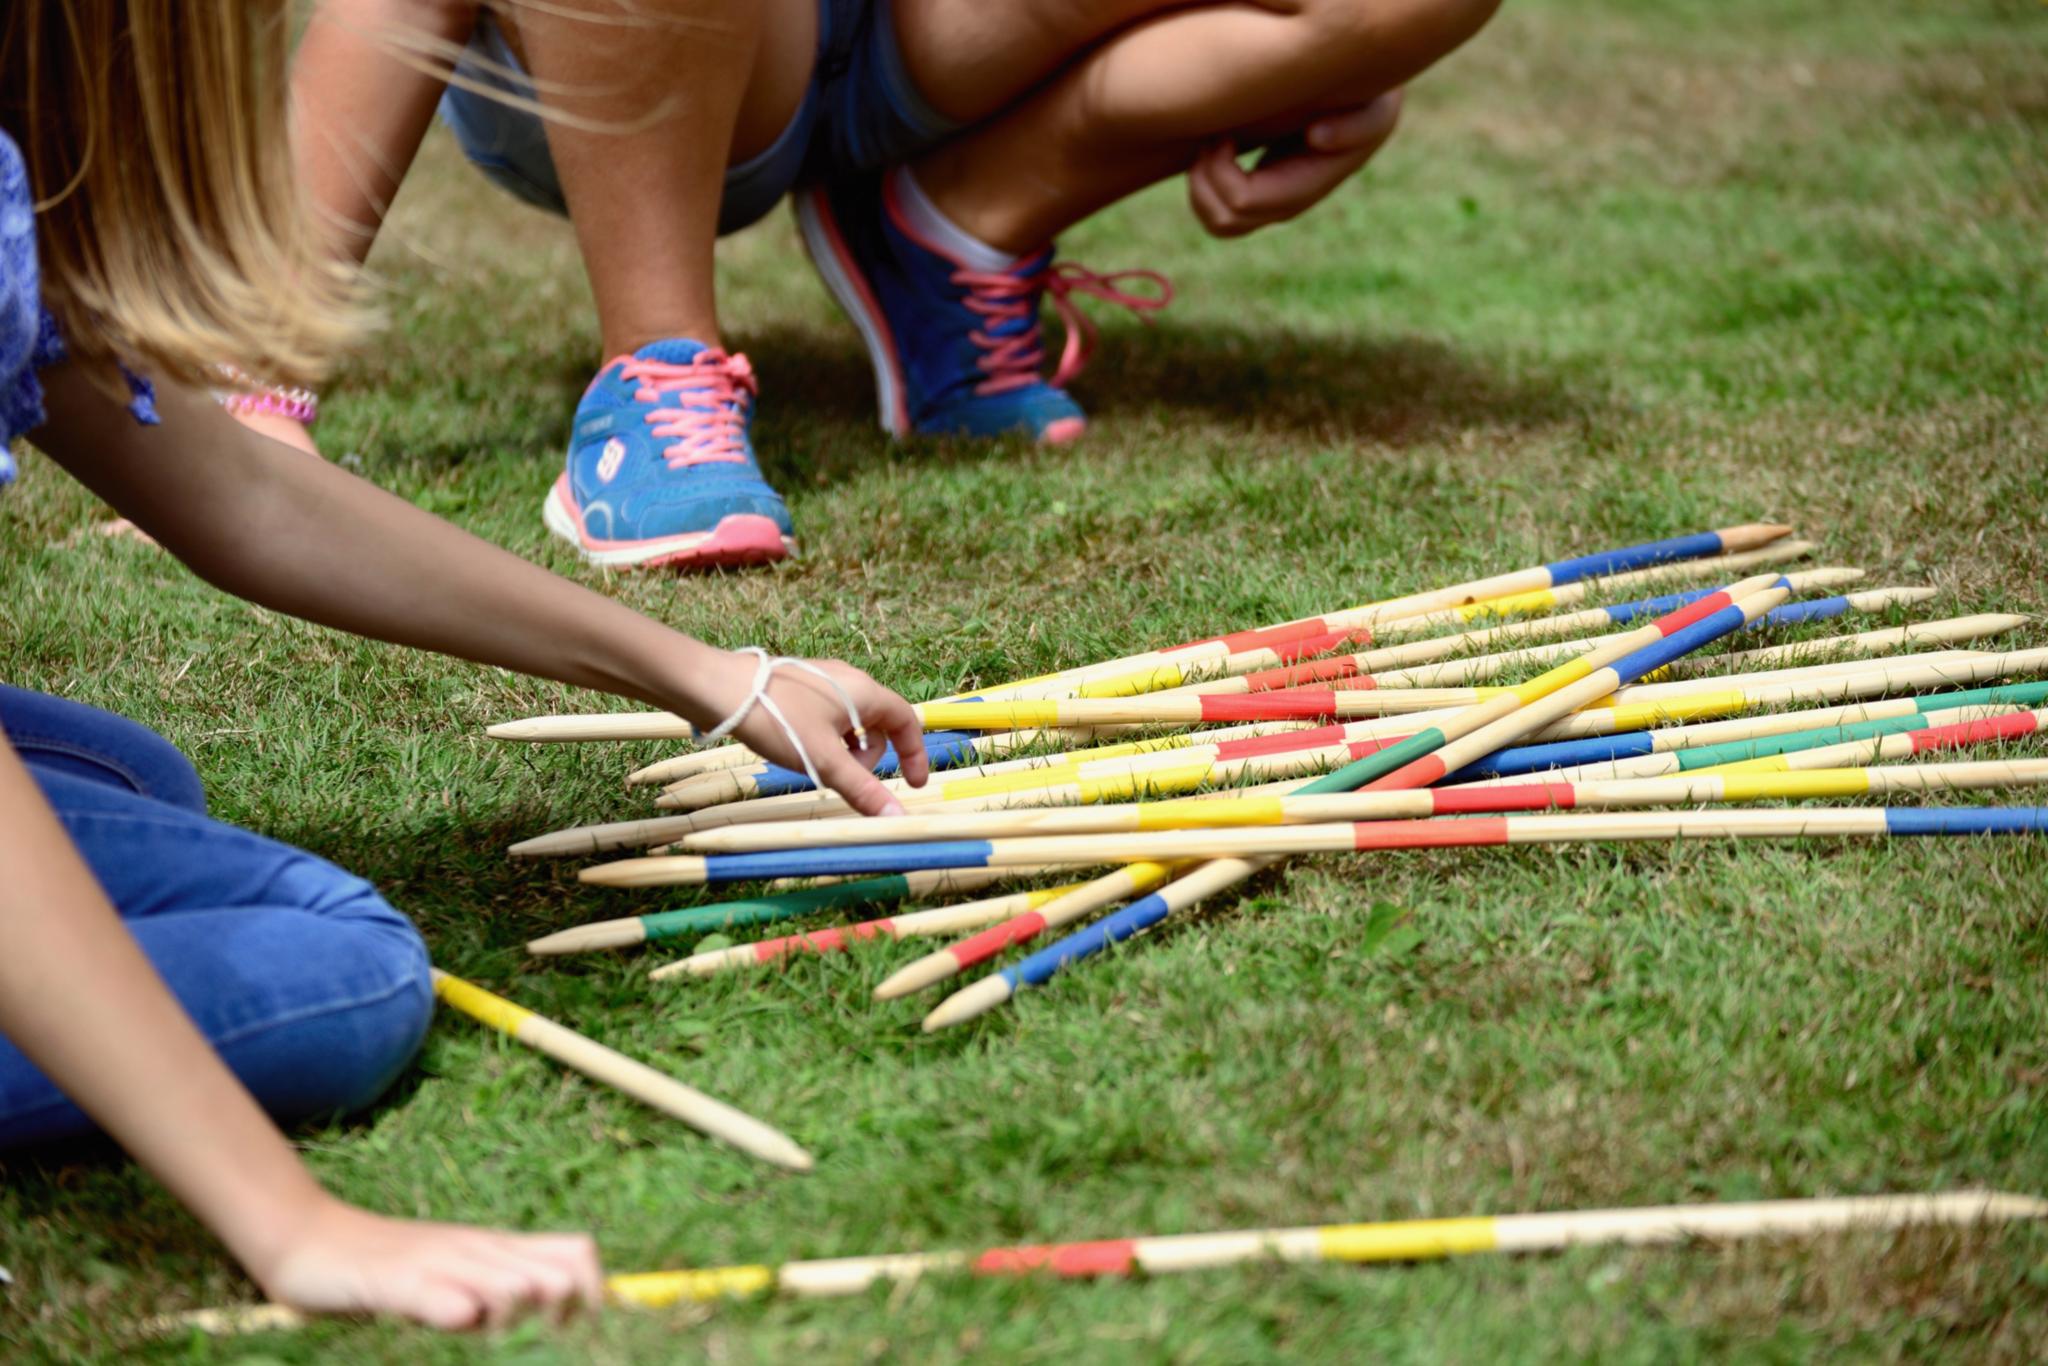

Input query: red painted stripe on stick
[1199,692,1343,722]
[1346,734,1412,760]
[1432,782,1577,814]
[1353,817,1512,850]
[1271,629,1375,664]
[1196,622,1339,656]
[756,920,894,962]
[1654,587,1740,636]
[1239,657,1367,691]
[1364,752,1449,791]
[973,1239,1144,1277]
[1215,724,1349,760]
[949,912,1051,967]
[1908,711,2041,753]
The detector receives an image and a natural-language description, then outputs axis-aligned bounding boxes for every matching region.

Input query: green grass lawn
[6,0,2048,1358]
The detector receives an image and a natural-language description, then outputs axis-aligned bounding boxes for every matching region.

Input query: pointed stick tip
[922,976,1011,1032]
[525,920,643,955]
[873,953,958,1001]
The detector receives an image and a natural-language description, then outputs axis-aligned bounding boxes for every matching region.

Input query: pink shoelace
[955,261,1173,396]
[617,350,758,467]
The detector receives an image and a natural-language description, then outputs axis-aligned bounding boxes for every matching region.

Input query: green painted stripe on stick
[1305,726,1450,795]
[1913,681,2048,712]
[638,875,915,941]
[1673,712,1932,770]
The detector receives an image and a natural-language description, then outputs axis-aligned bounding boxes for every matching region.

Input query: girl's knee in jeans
[0,684,207,812]
[277,905,436,1120]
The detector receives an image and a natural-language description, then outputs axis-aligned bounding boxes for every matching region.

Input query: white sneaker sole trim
[541,484,794,569]
[795,189,907,437]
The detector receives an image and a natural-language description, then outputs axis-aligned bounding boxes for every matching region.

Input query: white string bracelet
[698,647,869,790]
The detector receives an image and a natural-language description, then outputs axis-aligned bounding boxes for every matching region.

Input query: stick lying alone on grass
[431,972,812,1171]
[159,1189,2047,1333]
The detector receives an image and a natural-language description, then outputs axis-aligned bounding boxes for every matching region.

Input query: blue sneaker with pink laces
[543,340,795,570]
[794,167,1170,444]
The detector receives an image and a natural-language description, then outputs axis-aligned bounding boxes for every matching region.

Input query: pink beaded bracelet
[211,364,319,426]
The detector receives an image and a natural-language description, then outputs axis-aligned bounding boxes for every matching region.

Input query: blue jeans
[0,685,434,1148]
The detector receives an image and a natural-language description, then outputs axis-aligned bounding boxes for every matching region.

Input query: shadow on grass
[349,316,1593,488]
[740,316,1593,454]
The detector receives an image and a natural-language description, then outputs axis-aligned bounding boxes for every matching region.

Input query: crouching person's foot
[545,340,795,570]
[795,166,1169,444]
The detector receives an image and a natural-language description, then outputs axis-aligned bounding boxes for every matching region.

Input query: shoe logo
[595,437,627,483]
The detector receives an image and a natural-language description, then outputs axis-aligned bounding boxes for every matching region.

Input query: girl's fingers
[529,1232,606,1313]
[870,690,929,788]
[1306,89,1403,153]
[1189,144,1255,237]
[818,746,904,817]
[397,1274,487,1332]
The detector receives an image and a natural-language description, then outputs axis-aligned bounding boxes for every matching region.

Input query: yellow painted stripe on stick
[1317,1217,1500,1262]
[1717,769,1875,802]
[946,763,1086,799]
[1078,761,1216,803]
[921,701,1062,729]
[1603,690,1752,730]
[1514,656,1596,704]
[1076,664,1188,698]
[432,972,535,1035]
[609,1265,777,1306]
[1455,587,1557,620]
[1137,797,1289,831]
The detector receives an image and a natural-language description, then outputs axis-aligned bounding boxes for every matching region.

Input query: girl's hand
[707,656,931,816]
[254,1197,604,1331]
[1189,90,1403,239]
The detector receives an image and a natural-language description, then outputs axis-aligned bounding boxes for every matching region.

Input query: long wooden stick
[916,586,1967,1023]
[487,526,1796,744]
[915,623,2013,731]
[862,582,1789,998]
[1445,681,2048,785]
[647,865,1187,981]
[674,759,2048,853]
[525,867,1048,956]
[916,803,2048,1029]
[160,1189,2046,1332]
[623,543,1828,789]
[594,651,2044,848]
[430,972,811,1169]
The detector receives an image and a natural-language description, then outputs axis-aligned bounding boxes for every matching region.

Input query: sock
[890,165,1018,272]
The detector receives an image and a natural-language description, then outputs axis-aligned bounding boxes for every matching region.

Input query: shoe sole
[542,476,795,571]
[794,187,910,438]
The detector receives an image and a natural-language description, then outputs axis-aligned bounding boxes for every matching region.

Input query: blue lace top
[1,128,156,485]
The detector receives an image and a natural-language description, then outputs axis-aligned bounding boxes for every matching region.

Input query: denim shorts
[439,0,956,236]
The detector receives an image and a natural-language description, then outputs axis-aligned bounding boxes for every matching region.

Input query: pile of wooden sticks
[497,523,2048,1033]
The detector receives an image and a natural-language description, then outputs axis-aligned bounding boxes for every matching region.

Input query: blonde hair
[1,2,363,389]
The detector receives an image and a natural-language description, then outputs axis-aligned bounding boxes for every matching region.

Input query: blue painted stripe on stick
[747,729,986,797]
[1007,892,1174,988]
[1609,599,1754,685]
[701,840,997,884]
[1542,530,1727,585]
[1759,594,1851,626]
[1597,588,1712,625]
[1883,807,2048,836]
[1448,730,1659,782]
